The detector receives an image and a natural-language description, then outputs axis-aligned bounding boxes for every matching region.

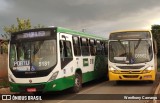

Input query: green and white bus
[8,27,108,93]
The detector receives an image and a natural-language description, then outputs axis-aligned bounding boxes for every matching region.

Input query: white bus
[108,30,157,83]
[8,27,108,93]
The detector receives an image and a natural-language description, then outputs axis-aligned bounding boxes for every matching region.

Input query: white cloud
[66,6,160,38]
[1,0,160,38]
[0,0,8,12]
[0,0,13,13]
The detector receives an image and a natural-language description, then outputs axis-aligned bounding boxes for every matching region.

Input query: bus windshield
[9,39,57,74]
[109,40,153,64]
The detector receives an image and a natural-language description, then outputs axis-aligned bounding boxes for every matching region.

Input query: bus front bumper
[9,76,74,93]
[109,70,155,81]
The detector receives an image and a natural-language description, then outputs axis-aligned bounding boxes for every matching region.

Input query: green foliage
[4,18,31,35]
[151,25,160,55]
[34,24,45,29]
[157,57,160,71]
[2,18,45,53]
[4,17,45,35]
[1,41,8,53]
[0,81,9,88]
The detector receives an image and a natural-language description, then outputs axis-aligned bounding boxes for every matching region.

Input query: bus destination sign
[109,31,151,40]
[16,31,51,39]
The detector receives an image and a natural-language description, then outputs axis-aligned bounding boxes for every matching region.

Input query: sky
[1,0,160,39]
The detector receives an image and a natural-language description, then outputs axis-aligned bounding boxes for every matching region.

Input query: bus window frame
[89,39,96,56]
[60,40,73,69]
[80,37,90,56]
[72,36,81,56]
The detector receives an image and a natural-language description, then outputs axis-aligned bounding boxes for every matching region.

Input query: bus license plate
[144,75,152,78]
[27,88,36,92]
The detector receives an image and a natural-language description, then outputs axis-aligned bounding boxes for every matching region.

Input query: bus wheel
[116,81,122,84]
[33,91,43,95]
[72,73,82,93]
[148,80,154,84]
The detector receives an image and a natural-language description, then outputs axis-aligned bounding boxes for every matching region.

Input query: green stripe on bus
[10,75,75,92]
[57,27,106,40]
[10,70,105,93]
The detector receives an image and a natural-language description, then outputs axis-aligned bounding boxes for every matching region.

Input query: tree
[4,18,44,35]
[151,24,160,55]
[2,18,45,53]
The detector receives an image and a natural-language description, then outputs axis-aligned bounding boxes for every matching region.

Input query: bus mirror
[62,35,66,40]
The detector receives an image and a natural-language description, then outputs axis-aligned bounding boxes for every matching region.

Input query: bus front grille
[18,84,45,92]
[120,70,141,74]
[117,66,144,69]
[123,75,139,78]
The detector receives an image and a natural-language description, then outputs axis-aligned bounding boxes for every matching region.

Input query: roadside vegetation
[151,25,160,72]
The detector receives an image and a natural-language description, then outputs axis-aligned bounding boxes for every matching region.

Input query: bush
[157,57,160,71]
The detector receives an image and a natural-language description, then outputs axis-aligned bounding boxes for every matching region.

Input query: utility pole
[82,29,86,33]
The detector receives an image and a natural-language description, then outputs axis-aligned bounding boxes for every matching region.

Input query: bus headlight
[48,71,59,82]
[109,66,119,73]
[142,66,152,73]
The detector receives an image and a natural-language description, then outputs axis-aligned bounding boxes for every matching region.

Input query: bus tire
[116,81,121,84]
[72,73,82,93]
[33,91,43,95]
[148,80,154,84]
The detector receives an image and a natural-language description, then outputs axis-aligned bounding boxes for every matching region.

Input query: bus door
[80,38,90,74]
[59,33,74,77]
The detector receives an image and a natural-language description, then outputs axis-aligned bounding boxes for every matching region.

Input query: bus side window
[81,38,90,56]
[60,40,73,58]
[100,41,107,55]
[96,40,102,55]
[60,40,73,69]
[89,39,96,56]
[73,36,81,56]
[104,41,108,56]
[65,41,72,57]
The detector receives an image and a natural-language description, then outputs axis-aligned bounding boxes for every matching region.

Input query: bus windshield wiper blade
[134,39,141,50]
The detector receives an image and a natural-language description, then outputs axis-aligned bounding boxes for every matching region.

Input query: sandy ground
[0,87,11,94]
[0,54,11,94]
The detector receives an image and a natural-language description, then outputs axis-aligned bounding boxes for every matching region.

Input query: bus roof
[109,30,152,40]
[57,27,106,40]
[110,30,151,34]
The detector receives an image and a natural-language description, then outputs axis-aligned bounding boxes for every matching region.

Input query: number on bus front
[39,61,50,67]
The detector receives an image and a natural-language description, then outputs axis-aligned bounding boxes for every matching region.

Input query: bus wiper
[118,40,126,54]
[134,39,141,50]
[34,41,44,54]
